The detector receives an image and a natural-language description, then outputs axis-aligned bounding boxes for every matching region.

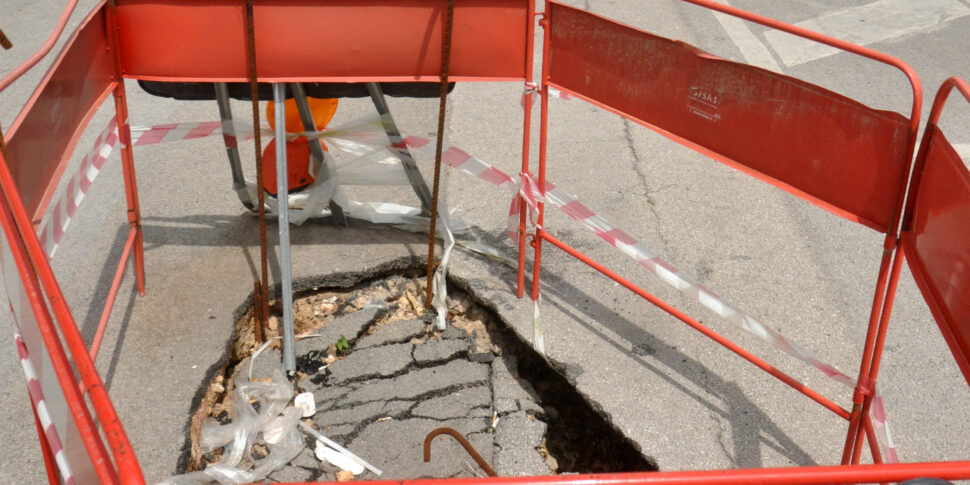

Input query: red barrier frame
[900,77,970,385]
[114,0,533,83]
[4,0,970,484]
[526,0,923,470]
[0,0,146,481]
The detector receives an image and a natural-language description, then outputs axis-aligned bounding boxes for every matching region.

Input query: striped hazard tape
[24,111,898,464]
[15,332,76,485]
[37,118,119,258]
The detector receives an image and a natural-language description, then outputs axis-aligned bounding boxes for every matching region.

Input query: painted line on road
[764,0,970,67]
[709,0,782,72]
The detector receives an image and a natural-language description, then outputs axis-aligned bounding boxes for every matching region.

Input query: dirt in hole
[181,268,656,478]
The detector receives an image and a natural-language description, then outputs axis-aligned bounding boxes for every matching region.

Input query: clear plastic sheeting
[431,214,456,331]
[160,365,302,484]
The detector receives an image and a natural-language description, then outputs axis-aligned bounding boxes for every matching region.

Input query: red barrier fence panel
[4,5,116,223]
[0,159,109,484]
[1,2,144,483]
[115,0,532,83]
[545,1,916,232]
[532,0,925,467]
[903,77,970,386]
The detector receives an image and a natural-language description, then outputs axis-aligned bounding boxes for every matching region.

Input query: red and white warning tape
[130,120,222,146]
[37,118,119,258]
[522,83,571,107]
[871,393,898,462]
[14,332,76,485]
[21,111,898,465]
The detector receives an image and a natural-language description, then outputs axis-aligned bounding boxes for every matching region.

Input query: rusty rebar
[425,0,456,309]
[244,0,270,337]
[252,280,264,344]
[423,427,497,477]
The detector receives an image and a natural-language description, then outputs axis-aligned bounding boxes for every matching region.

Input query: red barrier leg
[842,235,897,464]
[530,4,552,301]
[516,2,538,299]
[112,84,145,297]
[517,200,528,298]
[90,228,137,360]
[517,88,532,298]
[850,245,906,464]
[106,2,145,297]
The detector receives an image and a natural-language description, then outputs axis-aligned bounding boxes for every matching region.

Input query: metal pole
[273,83,297,374]
[289,83,346,225]
[214,82,255,211]
[365,82,434,214]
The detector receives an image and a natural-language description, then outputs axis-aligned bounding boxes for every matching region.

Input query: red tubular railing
[297,459,970,485]
[0,0,79,92]
[539,230,851,417]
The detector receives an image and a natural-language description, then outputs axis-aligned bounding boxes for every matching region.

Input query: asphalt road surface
[1,1,968,483]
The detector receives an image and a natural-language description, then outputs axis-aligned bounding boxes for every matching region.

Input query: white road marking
[764,0,970,67]
[708,0,782,72]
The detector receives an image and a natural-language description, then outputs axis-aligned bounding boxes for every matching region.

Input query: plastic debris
[162,351,315,483]
[316,442,366,475]
[294,392,316,418]
[299,420,382,476]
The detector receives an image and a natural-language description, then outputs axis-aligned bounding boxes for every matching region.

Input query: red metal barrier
[527,0,922,470]
[3,5,115,222]
[1,1,145,483]
[2,0,969,483]
[114,0,533,83]
[902,77,970,385]
[544,3,915,232]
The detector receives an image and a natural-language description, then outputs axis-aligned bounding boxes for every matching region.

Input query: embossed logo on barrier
[687,87,721,122]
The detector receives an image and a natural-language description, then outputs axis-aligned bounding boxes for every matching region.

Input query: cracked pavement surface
[234,309,552,482]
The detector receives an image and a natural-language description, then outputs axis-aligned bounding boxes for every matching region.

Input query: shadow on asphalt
[462,227,818,469]
[81,215,817,470]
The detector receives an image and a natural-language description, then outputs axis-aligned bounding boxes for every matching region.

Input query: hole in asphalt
[180,267,657,478]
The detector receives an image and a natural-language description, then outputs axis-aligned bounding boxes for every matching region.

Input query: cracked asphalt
[205,290,553,482]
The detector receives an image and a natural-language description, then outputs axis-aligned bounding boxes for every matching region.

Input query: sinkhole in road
[181,265,657,480]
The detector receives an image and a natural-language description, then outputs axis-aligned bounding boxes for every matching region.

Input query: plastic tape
[870,389,898,463]
[37,118,119,258]
[522,83,571,108]
[14,333,76,485]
